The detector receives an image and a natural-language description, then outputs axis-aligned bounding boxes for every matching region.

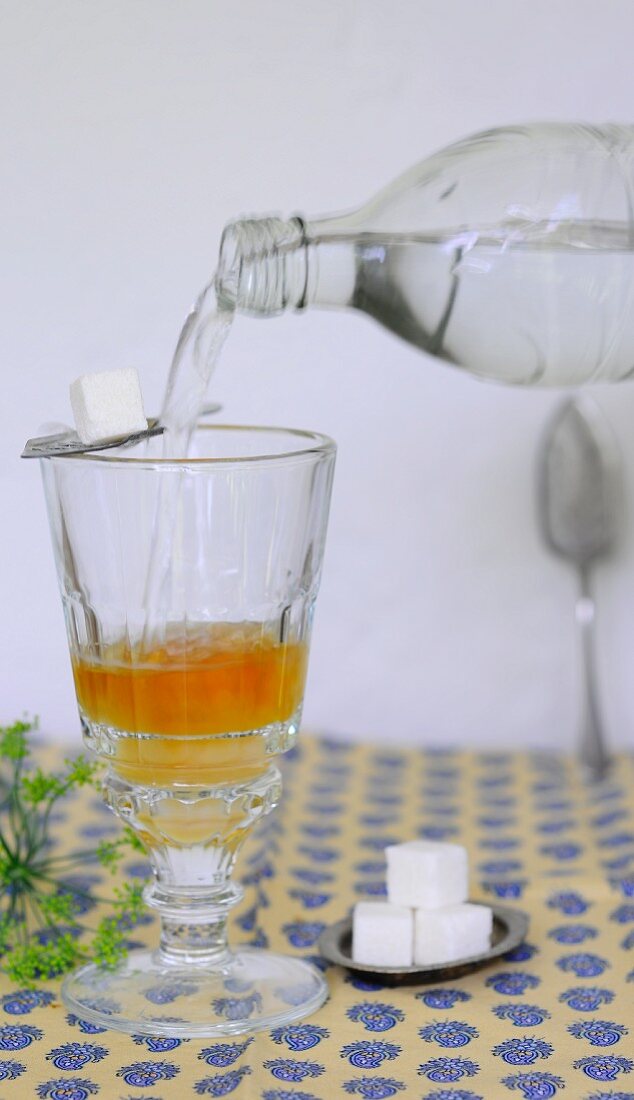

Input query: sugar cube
[386,840,468,909]
[352,901,414,967]
[414,902,492,966]
[70,367,147,445]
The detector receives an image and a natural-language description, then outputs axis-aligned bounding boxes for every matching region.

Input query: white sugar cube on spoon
[386,840,468,909]
[70,367,147,445]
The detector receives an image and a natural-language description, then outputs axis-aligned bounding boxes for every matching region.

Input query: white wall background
[2,0,634,752]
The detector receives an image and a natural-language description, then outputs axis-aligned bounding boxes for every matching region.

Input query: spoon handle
[576,566,610,781]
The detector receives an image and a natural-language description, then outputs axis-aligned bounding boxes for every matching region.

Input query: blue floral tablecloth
[1,736,633,1099]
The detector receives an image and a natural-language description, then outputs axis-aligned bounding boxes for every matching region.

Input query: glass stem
[103,763,283,968]
[147,884,243,967]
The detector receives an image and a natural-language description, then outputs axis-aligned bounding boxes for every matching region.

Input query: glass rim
[44,423,336,469]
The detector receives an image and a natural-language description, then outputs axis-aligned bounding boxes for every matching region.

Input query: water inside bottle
[349,220,634,385]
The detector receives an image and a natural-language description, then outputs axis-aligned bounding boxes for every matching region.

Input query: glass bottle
[216,122,634,386]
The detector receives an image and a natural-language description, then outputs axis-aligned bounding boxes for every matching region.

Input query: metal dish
[318,902,529,985]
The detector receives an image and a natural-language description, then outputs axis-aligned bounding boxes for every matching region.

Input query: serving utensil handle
[576,566,610,782]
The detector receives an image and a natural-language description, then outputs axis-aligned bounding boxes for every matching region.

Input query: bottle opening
[215,216,308,315]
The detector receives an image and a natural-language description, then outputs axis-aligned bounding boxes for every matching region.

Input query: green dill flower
[0,717,148,986]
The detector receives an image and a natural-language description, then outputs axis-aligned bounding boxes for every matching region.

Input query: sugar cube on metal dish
[386,839,468,909]
[414,901,493,966]
[352,901,414,967]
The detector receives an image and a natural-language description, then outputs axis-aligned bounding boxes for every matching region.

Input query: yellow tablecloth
[1,736,633,1099]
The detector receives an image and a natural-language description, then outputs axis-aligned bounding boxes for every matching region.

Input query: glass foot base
[61,948,328,1038]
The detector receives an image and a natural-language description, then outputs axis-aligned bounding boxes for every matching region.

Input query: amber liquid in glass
[72,623,307,786]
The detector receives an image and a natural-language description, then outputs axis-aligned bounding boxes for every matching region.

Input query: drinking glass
[39,424,336,1037]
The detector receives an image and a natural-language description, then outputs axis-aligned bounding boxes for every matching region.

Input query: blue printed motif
[304,953,330,973]
[270,1025,330,1051]
[304,802,344,816]
[197,1039,252,1066]
[242,927,269,949]
[504,943,538,962]
[536,820,576,835]
[359,836,400,851]
[478,860,523,875]
[533,800,572,814]
[500,1071,565,1096]
[568,1021,628,1046]
[417,990,472,1010]
[611,904,634,924]
[419,825,459,840]
[1,988,55,1015]
[65,1016,107,1036]
[143,981,197,1004]
[211,993,262,1020]
[194,1066,252,1095]
[116,1060,180,1085]
[297,845,338,863]
[342,1078,406,1097]
[263,1059,324,1081]
[573,1056,634,1081]
[79,821,118,838]
[354,861,388,875]
[477,773,512,788]
[291,868,335,884]
[55,878,98,915]
[340,1041,401,1068]
[548,924,598,944]
[258,1091,319,1100]
[482,879,527,899]
[36,1080,99,1099]
[347,1003,405,1032]
[419,1093,483,1100]
[46,1042,109,1070]
[477,816,517,829]
[299,824,341,838]
[345,975,386,992]
[603,855,634,871]
[585,1093,634,1100]
[540,843,583,860]
[235,904,258,931]
[261,1091,319,1100]
[492,1038,554,1065]
[0,1024,43,1050]
[591,808,628,827]
[419,1021,479,1047]
[354,881,388,897]
[492,1005,551,1027]
[132,1034,185,1051]
[560,987,615,1011]
[485,972,540,995]
[277,981,321,1007]
[0,1060,25,1080]
[546,891,590,915]
[371,753,405,767]
[598,833,634,849]
[281,921,327,948]
[288,888,332,909]
[556,953,609,977]
[418,1057,480,1082]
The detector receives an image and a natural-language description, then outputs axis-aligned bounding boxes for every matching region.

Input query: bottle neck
[215,215,355,316]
